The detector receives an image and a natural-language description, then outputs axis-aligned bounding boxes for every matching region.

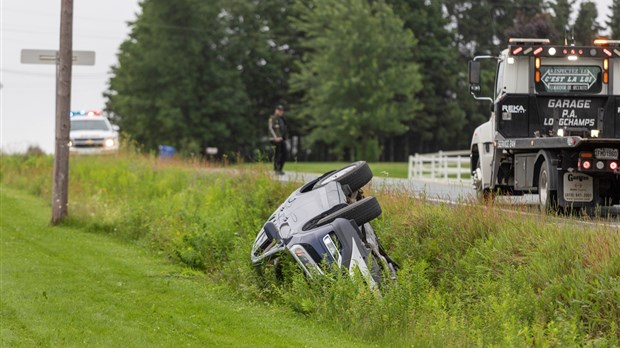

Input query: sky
[1,0,141,154]
[0,0,614,154]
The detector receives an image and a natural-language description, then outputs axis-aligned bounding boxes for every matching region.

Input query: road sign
[20,49,95,66]
[540,66,598,92]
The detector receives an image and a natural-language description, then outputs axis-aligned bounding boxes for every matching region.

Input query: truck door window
[495,60,505,99]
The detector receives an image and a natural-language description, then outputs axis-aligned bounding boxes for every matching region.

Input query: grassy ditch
[0,186,369,347]
[2,152,619,346]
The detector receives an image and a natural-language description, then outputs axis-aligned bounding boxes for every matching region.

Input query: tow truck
[469,38,620,211]
[69,110,119,154]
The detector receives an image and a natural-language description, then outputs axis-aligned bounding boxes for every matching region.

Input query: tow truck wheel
[538,160,558,212]
[474,159,494,202]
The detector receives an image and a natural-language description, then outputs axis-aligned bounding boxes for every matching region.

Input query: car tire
[316,196,382,227]
[313,161,373,192]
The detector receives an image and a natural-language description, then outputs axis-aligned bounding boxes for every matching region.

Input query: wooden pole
[51,0,73,224]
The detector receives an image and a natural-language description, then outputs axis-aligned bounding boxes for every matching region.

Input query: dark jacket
[268,115,288,141]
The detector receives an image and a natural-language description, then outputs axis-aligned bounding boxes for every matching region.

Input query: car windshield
[536,66,602,94]
[71,119,110,131]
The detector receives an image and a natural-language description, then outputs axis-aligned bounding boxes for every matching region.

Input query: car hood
[71,130,117,139]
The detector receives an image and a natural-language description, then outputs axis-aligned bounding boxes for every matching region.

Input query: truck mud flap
[557,172,599,208]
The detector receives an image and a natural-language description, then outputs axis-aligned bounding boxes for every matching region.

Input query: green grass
[2,152,620,346]
[0,186,371,347]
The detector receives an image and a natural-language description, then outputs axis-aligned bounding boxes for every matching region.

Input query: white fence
[408,150,471,180]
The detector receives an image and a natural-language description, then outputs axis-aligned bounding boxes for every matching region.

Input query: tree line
[105,0,619,161]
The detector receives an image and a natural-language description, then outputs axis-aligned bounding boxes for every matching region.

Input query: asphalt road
[279,171,620,225]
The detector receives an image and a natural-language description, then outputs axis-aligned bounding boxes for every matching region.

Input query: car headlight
[68,140,73,147]
[104,138,115,147]
[323,234,341,266]
[289,244,323,276]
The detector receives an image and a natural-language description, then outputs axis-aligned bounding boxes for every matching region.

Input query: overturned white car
[251,162,398,287]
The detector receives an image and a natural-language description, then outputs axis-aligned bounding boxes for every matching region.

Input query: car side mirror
[468,60,481,95]
[112,125,120,132]
[263,222,281,242]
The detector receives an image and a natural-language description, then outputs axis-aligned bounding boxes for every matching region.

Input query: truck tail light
[580,151,593,158]
[611,161,618,171]
[581,160,592,170]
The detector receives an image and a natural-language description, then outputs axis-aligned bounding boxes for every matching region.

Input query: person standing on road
[268,104,289,175]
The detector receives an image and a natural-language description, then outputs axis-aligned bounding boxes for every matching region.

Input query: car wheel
[313,161,373,192]
[316,196,382,227]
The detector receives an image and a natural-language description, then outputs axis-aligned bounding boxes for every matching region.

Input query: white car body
[69,116,119,154]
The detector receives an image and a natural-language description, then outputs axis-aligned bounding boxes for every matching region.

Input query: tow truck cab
[469,38,620,210]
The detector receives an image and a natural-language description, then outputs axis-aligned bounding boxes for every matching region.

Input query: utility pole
[51,0,74,224]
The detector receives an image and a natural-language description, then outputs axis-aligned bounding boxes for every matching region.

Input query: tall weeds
[2,152,619,346]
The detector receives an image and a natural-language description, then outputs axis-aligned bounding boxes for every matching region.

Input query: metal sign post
[20,0,95,225]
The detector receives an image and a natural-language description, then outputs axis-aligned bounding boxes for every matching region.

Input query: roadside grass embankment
[2,152,619,346]
[0,183,370,347]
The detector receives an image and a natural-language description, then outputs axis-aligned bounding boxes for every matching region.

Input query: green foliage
[106,0,301,157]
[3,154,620,346]
[102,0,613,160]
[106,0,257,155]
[0,153,54,197]
[290,0,422,161]
[0,187,370,347]
[386,0,466,154]
[574,1,603,45]
[551,0,576,36]
[214,0,301,148]
[444,0,546,56]
[505,12,560,42]
[443,0,561,152]
[609,0,620,39]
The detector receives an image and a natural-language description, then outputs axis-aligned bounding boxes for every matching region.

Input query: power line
[2,27,127,41]
[1,68,109,79]
[1,6,135,24]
